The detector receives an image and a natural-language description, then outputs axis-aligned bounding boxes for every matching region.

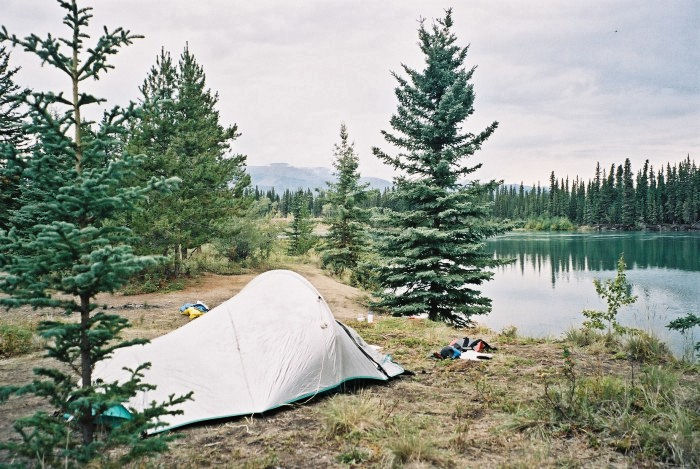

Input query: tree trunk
[79,293,94,445]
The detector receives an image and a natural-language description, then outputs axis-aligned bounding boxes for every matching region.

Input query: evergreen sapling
[321,123,369,274]
[287,192,316,255]
[0,1,190,465]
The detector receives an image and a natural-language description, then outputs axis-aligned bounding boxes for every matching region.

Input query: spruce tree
[0,45,28,230]
[126,45,249,276]
[372,10,504,325]
[287,191,315,255]
[321,123,369,274]
[621,157,635,226]
[0,1,189,465]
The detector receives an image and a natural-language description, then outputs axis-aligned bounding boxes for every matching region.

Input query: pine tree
[321,123,369,274]
[0,45,28,230]
[372,10,504,325]
[0,1,189,465]
[286,191,315,255]
[126,44,249,276]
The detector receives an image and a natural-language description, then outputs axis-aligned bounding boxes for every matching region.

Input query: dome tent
[94,270,404,433]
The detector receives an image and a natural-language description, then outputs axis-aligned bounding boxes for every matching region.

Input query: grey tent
[94,270,403,433]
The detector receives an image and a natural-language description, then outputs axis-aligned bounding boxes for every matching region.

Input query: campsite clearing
[1,263,697,468]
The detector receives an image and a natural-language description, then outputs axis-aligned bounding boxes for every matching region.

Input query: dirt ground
[0,264,695,468]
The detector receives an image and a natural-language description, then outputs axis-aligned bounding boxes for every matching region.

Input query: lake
[475,231,700,356]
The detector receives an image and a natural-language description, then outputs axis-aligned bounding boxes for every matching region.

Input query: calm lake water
[475,231,700,356]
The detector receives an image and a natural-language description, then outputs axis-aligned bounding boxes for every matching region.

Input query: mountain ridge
[247,163,393,192]
[246,163,531,193]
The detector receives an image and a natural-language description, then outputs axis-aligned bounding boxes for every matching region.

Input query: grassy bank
[1,264,697,468]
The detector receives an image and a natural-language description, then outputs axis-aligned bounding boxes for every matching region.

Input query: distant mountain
[246,164,532,193]
[247,163,393,192]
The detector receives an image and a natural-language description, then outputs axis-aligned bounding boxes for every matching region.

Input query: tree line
[245,185,405,217]
[491,157,699,227]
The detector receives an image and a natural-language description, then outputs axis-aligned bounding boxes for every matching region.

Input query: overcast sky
[3,0,699,184]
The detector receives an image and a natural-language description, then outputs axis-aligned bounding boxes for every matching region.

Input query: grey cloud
[2,0,698,185]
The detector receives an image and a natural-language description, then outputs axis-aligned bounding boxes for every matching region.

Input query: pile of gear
[432,337,497,361]
[179,300,209,319]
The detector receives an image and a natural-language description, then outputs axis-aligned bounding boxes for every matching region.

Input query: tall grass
[511,349,699,466]
[320,391,384,439]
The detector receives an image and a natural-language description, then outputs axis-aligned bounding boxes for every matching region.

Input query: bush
[336,447,370,465]
[122,271,186,295]
[497,325,518,343]
[0,322,39,357]
[565,327,621,352]
[582,255,636,335]
[667,313,700,357]
[215,200,284,266]
[349,254,381,290]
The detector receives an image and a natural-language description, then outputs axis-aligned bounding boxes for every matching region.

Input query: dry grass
[320,391,385,439]
[1,264,697,468]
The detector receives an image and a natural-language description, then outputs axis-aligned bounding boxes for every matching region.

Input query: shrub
[667,313,700,357]
[497,325,518,343]
[0,322,39,357]
[582,254,636,335]
[565,327,621,353]
[215,200,283,266]
[122,271,186,295]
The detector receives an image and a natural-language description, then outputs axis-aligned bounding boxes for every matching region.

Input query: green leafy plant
[513,347,698,466]
[582,254,637,335]
[667,313,699,356]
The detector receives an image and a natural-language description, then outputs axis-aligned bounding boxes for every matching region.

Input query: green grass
[336,447,370,465]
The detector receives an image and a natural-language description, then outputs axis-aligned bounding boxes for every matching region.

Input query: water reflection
[488,232,700,287]
[478,232,700,356]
